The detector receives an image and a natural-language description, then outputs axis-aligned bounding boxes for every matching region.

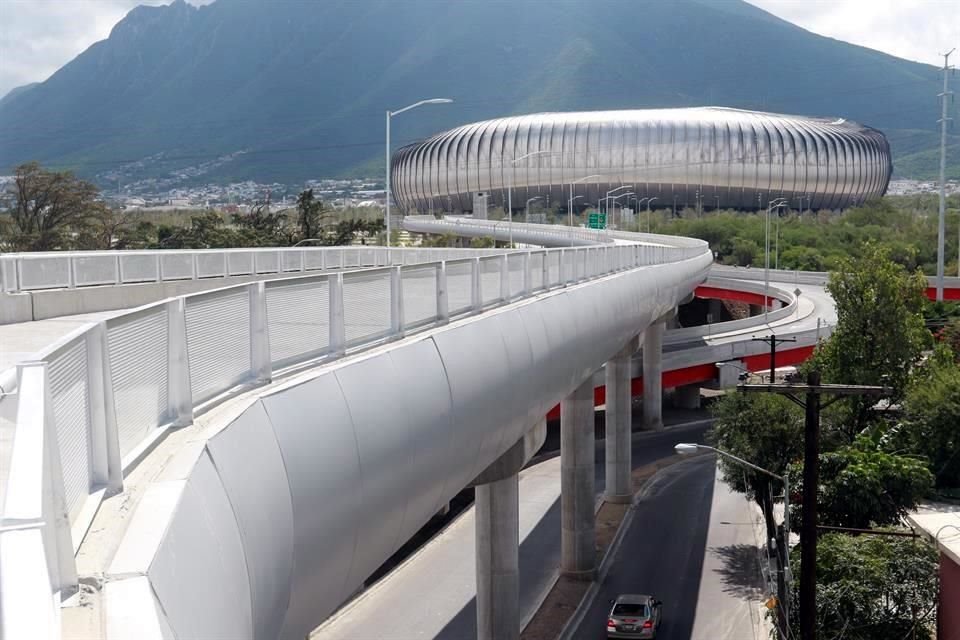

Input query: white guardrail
[0,239,708,635]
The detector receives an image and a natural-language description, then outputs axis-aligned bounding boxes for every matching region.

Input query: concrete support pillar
[561,378,596,578]
[605,336,639,503]
[471,421,546,640]
[475,475,519,640]
[642,320,664,431]
[674,383,701,409]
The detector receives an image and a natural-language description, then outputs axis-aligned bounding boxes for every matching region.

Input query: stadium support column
[561,378,596,578]
[472,421,546,640]
[643,318,665,431]
[605,335,640,503]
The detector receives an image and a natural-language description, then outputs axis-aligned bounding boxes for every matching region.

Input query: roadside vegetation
[643,193,960,273]
[0,162,384,251]
[709,245,955,638]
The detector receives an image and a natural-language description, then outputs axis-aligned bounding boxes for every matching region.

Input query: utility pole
[739,374,889,640]
[937,49,954,294]
[750,334,797,383]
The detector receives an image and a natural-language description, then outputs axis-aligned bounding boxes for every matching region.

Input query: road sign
[587,212,607,229]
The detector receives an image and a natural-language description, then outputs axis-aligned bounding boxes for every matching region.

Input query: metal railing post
[391,266,405,337]
[471,257,482,312]
[86,323,122,492]
[167,298,193,427]
[330,273,346,356]
[542,250,550,289]
[522,252,531,296]
[249,282,271,384]
[10,362,79,594]
[437,262,449,324]
[499,254,509,302]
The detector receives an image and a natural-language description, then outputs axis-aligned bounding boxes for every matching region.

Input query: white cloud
[0,0,211,97]
[747,0,959,67]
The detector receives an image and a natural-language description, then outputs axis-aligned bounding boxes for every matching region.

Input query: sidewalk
[690,467,772,640]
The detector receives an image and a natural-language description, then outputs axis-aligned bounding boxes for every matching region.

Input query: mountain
[0,0,956,187]
[0,83,40,107]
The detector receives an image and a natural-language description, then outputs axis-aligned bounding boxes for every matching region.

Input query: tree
[789,439,934,530]
[2,161,103,250]
[709,392,803,548]
[889,345,960,489]
[788,533,938,640]
[231,201,291,246]
[810,244,929,440]
[296,189,327,241]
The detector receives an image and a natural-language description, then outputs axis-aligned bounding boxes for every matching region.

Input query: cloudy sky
[0,0,957,98]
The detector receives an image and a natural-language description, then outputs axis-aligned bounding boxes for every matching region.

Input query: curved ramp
[1,227,710,639]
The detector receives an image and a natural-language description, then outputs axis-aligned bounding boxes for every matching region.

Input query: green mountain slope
[0,0,955,185]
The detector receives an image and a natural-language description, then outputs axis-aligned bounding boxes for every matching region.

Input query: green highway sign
[587,212,607,229]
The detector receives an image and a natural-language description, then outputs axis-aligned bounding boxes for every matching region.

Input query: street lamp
[610,191,635,231]
[508,150,556,247]
[676,442,791,635]
[765,198,788,322]
[604,185,633,221]
[385,98,453,247]
[569,174,601,246]
[525,196,543,224]
[646,197,658,233]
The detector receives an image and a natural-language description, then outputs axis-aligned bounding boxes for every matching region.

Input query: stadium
[390,107,891,214]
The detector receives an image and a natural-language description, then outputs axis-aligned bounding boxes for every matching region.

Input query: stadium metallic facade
[391,107,891,213]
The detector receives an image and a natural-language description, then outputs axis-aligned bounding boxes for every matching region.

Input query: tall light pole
[508,150,556,247]
[525,196,543,224]
[610,191,634,231]
[937,49,955,293]
[385,98,453,247]
[604,185,633,222]
[569,174,601,246]
[646,197,658,233]
[765,198,787,322]
[676,443,790,639]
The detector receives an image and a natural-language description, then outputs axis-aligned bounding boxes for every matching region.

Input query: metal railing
[0,246,504,294]
[0,237,710,634]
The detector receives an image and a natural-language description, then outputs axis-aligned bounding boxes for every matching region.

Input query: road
[314,418,711,640]
[571,455,717,640]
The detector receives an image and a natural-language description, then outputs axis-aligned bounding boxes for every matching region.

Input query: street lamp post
[676,443,791,639]
[525,196,543,224]
[568,174,602,246]
[646,197,658,233]
[765,198,788,322]
[507,150,556,247]
[604,185,633,226]
[385,98,453,247]
[610,191,634,231]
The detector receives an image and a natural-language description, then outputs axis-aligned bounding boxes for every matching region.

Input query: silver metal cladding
[391,107,891,213]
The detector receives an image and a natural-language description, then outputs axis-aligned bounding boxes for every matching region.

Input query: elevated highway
[2,218,956,640]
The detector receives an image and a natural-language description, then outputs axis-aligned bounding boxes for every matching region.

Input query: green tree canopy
[789,533,938,640]
[1,161,104,250]
[811,244,929,439]
[889,345,960,489]
[789,439,933,529]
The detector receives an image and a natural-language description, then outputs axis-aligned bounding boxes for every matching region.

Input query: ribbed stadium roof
[391,107,891,213]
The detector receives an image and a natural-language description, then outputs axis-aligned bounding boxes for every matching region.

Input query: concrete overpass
[1,220,954,640]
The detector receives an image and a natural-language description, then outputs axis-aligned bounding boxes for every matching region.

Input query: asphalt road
[430,419,711,640]
[571,454,717,640]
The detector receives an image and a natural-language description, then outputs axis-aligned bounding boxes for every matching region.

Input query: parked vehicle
[606,594,662,639]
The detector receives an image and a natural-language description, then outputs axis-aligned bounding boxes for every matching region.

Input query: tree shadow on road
[709,543,766,600]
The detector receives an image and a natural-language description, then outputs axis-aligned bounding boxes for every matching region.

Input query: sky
[0,0,957,98]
